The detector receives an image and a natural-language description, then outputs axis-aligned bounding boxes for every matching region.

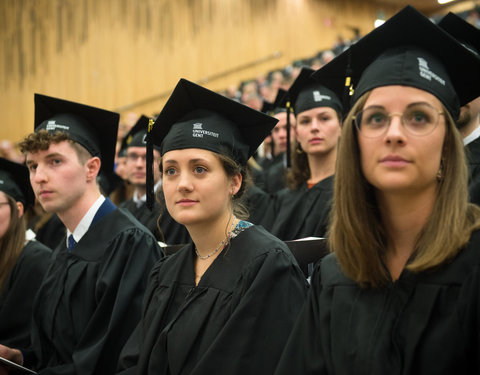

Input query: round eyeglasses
[353,103,444,138]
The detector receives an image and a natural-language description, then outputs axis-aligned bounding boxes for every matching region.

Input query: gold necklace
[195,217,237,260]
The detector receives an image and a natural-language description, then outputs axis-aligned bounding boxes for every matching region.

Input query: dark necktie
[67,234,77,251]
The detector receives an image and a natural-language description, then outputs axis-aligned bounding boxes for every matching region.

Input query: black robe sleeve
[275,259,328,375]
[0,241,52,348]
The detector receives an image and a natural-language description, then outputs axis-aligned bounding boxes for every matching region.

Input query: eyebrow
[163,158,209,165]
[26,152,63,166]
[363,101,434,110]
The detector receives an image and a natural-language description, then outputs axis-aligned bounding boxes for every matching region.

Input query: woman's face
[357,85,446,196]
[294,107,341,156]
[0,191,12,240]
[162,148,241,227]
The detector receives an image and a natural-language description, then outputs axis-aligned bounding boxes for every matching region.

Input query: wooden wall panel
[1,0,402,143]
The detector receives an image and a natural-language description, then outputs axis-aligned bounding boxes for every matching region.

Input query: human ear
[86,157,101,182]
[16,201,24,218]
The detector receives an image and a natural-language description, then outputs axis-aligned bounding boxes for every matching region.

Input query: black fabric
[466,136,480,181]
[262,153,286,195]
[262,176,334,240]
[118,225,308,375]
[289,68,343,116]
[275,230,480,375]
[34,214,66,251]
[466,137,480,204]
[242,185,272,225]
[0,158,35,208]
[311,6,480,119]
[439,12,480,56]
[152,79,278,166]
[119,193,190,245]
[24,208,163,375]
[0,240,52,348]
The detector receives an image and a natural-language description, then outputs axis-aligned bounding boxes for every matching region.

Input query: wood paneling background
[1,0,410,143]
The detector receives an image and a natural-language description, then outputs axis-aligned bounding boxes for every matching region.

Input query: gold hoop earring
[296,143,304,154]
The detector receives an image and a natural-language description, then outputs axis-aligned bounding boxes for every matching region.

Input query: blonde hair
[329,91,480,288]
[0,194,26,291]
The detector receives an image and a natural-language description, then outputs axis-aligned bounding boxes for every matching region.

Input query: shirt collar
[66,195,106,245]
[133,180,162,208]
[463,124,480,146]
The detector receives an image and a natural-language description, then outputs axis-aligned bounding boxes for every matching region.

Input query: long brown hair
[0,194,26,291]
[329,91,480,288]
[286,110,342,190]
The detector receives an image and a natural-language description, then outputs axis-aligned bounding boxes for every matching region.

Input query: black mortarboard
[438,12,480,57]
[97,171,124,197]
[119,115,155,153]
[288,67,343,116]
[261,100,274,114]
[34,94,120,173]
[311,6,480,120]
[152,78,278,165]
[0,158,35,209]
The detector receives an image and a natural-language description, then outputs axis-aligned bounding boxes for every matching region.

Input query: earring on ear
[436,158,444,182]
[296,143,304,154]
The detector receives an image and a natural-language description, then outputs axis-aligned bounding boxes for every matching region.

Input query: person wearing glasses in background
[276,6,480,374]
[119,115,190,245]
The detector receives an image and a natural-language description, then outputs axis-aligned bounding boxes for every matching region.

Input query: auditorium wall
[0,0,449,142]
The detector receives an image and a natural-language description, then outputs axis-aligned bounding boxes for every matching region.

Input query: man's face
[457,96,480,130]
[271,112,295,155]
[125,146,161,187]
[25,141,90,215]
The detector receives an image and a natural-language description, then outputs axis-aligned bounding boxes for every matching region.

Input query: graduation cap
[311,6,480,120]
[97,171,124,197]
[438,12,480,57]
[146,78,278,208]
[288,67,343,116]
[118,115,158,154]
[34,93,120,173]
[0,157,35,209]
[151,78,278,164]
[261,100,275,114]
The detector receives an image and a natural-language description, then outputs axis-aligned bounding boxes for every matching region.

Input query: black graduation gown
[120,197,190,245]
[242,185,272,225]
[35,214,66,250]
[0,240,52,348]
[263,176,333,240]
[118,225,308,375]
[465,135,480,183]
[262,153,286,195]
[275,230,480,375]
[24,208,163,375]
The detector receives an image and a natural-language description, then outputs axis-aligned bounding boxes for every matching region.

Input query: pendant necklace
[195,216,237,260]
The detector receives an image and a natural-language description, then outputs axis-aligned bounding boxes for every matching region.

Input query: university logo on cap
[192,122,219,139]
[418,57,446,86]
[313,90,332,102]
[45,120,70,131]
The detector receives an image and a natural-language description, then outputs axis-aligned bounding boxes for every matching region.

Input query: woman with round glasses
[275,6,480,374]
